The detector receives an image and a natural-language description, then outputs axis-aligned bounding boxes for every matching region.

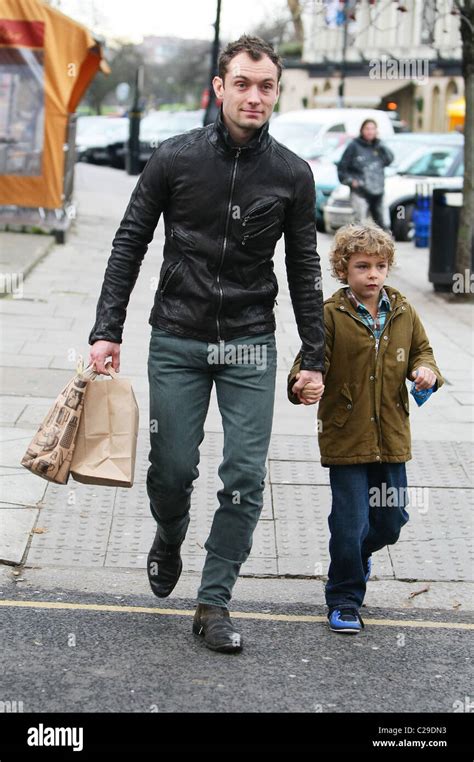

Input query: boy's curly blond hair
[329,223,395,283]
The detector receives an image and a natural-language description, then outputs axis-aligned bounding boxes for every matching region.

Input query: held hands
[412,367,437,390]
[292,370,324,406]
[88,340,121,375]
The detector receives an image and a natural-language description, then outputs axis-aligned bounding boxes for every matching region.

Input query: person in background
[337,119,394,231]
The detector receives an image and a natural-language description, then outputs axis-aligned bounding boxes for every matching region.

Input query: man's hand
[351,179,359,188]
[89,340,121,375]
[412,367,436,390]
[292,370,324,406]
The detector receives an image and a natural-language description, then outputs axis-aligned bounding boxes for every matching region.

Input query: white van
[269,108,394,160]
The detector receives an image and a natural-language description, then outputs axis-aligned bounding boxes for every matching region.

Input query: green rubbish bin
[429,188,474,292]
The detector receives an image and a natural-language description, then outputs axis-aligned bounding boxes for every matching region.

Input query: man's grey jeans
[146,326,277,608]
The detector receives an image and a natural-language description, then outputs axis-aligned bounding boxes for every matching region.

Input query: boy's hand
[412,367,436,390]
[293,371,324,406]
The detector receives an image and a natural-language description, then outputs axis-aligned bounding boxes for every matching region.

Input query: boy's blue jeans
[146,326,277,609]
[325,462,410,610]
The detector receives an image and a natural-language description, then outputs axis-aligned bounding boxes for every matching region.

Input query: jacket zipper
[160,260,181,297]
[170,227,194,246]
[215,146,242,341]
[242,218,279,246]
[341,305,403,453]
[241,199,280,227]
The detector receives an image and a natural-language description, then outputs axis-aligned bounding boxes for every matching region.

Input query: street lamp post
[338,0,348,108]
[204,0,222,126]
[126,65,144,175]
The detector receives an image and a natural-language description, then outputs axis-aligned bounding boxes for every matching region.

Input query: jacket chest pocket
[239,198,284,247]
[169,226,196,250]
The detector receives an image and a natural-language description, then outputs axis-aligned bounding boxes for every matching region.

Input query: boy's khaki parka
[287,286,444,466]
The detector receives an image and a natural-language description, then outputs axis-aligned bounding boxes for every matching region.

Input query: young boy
[287,223,444,633]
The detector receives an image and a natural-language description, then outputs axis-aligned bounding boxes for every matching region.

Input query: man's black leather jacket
[88,107,325,371]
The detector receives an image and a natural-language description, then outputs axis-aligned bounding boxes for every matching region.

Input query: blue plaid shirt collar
[344,286,391,315]
[343,286,391,346]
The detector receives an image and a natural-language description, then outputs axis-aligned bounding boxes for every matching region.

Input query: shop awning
[0,0,110,209]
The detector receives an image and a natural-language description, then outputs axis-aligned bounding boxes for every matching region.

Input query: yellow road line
[0,599,472,630]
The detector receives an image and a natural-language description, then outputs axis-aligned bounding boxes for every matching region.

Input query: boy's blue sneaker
[364,556,372,582]
[328,607,365,634]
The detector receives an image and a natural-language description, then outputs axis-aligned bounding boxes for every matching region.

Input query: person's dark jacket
[337,136,394,196]
[88,107,325,372]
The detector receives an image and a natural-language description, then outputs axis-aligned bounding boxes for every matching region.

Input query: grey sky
[55,0,285,43]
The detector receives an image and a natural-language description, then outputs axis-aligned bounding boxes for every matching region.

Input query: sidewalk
[0,162,472,612]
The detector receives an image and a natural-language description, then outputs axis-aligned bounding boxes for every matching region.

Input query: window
[0,26,45,176]
[404,148,460,177]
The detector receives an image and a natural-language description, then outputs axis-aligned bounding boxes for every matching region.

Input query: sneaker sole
[329,625,361,634]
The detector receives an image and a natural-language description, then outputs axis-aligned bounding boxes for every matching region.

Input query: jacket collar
[345,285,391,313]
[208,104,272,155]
[328,285,407,315]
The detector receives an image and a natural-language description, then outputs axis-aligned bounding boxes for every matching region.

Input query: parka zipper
[215,146,242,341]
[340,304,404,454]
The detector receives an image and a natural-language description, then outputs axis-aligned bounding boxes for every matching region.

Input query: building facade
[279,0,464,132]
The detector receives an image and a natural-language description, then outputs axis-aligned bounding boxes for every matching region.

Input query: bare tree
[287,0,305,44]
[454,0,473,283]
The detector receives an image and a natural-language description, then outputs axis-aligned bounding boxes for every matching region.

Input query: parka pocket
[398,383,410,415]
[332,383,354,427]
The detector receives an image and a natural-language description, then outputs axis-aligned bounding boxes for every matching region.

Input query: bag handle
[76,356,118,381]
[104,362,118,379]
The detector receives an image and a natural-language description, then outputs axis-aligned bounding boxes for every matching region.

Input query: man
[88,35,325,654]
[337,119,394,231]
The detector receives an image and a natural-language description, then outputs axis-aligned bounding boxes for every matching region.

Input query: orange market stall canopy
[0,0,109,241]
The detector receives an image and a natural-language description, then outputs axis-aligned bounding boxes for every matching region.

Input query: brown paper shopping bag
[70,365,139,488]
[20,361,97,484]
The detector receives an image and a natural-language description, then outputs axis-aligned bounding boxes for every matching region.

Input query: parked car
[313,140,351,231]
[269,108,394,161]
[139,109,204,166]
[76,116,128,167]
[323,133,464,239]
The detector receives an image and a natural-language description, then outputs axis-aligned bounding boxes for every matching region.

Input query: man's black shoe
[192,603,243,653]
[147,531,183,598]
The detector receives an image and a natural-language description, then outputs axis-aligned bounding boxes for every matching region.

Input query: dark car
[139,110,204,167]
[76,116,129,167]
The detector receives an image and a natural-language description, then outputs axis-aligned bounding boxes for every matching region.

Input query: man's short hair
[218,34,283,83]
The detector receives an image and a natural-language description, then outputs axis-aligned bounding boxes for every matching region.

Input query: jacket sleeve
[406,306,445,390]
[283,161,325,372]
[337,142,357,186]
[378,141,395,167]
[88,143,171,345]
[323,305,334,377]
[287,306,333,403]
[287,351,302,404]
